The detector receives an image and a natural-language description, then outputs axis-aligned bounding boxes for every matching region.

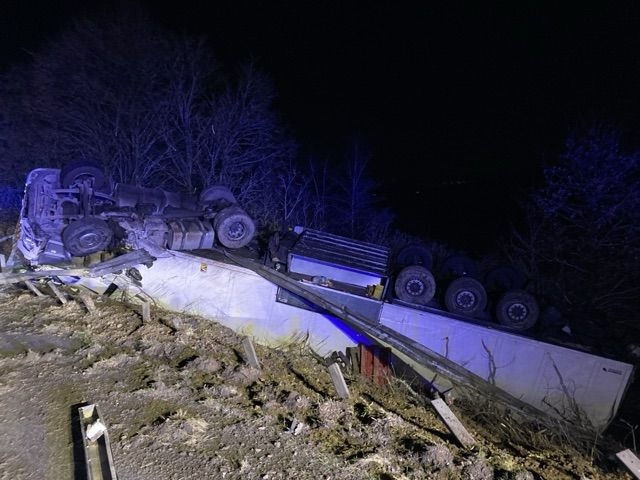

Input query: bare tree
[2,6,180,185]
[158,37,218,193]
[193,62,297,226]
[504,124,640,346]
[331,138,394,242]
[268,155,332,231]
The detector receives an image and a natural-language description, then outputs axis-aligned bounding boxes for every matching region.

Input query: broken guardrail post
[242,336,260,369]
[327,361,350,399]
[617,449,640,479]
[47,281,67,304]
[78,289,97,315]
[140,300,151,323]
[24,280,45,297]
[78,403,118,480]
[430,395,475,448]
[346,346,359,374]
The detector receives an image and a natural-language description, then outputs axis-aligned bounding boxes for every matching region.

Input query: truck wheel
[62,218,113,257]
[394,265,436,305]
[484,265,526,293]
[441,255,478,279]
[214,206,256,249]
[496,290,539,331]
[444,277,487,317]
[395,244,433,270]
[61,162,108,191]
[200,185,237,206]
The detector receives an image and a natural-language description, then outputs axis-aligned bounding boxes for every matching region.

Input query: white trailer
[77,247,634,432]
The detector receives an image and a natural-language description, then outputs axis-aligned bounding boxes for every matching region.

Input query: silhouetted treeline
[0,5,393,242]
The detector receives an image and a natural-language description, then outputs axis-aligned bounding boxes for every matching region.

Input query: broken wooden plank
[430,397,475,448]
[140,301,151,323]
[359,343,374,378]
[47,281,67,304]
[372,346,392,386]
[616,449,640,479]
[347,346,359,374]
[327,362,350,399]
[102,283,119,297]
[78,291,97,315]
[24,280,45,297]
[0,253,5,270]
[336,350,350,370]
[358,344,392,386]
[242,337,260,369]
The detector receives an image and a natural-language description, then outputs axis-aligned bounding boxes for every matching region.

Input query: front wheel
[61,162,109,192]
[495,290,539,331]
[62,217,113,257]
[394,265,436,305]
[200,185,237,207]
[213,206,256,249]
[444,277,487,317]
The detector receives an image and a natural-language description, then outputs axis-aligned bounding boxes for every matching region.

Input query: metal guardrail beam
[0,250,156,285]
[78,404,118,480]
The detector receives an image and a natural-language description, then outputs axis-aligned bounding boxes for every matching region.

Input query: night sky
[4,1,640,253]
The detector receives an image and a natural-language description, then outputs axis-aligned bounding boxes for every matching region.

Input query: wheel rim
[405,278,425,296]
[507,302,528,322]
[77,232,106,250]
[455,290,477,310]
[226,221,246,241]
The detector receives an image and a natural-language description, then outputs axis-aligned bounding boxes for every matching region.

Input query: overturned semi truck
[14,164,255,266]
[4,167,636,433]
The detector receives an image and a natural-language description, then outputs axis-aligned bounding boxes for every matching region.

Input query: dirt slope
[0,285,634,480]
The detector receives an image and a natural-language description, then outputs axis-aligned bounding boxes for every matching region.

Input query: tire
[200,185,237,206]
[484,265,526,293]
[495,290,539,331]
[444,277,487,317]
[395,244,433,270]
[213,206,256,249]
[61,162,109,191]
[441,255,478,279]
[62,217,113,257]
[394,265,436,305]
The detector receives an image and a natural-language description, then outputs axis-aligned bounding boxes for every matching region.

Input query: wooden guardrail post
[430,396,475,448]
[327,362,350,399]
[346,346,359,374]
[140,300,151,323]
[242,336,260,369]
[47,281,67,304]
[24,280,45,297]
[617,449,640,479]
[78,290,97,315]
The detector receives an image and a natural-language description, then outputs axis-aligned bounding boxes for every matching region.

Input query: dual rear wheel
[394,264,539,331]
